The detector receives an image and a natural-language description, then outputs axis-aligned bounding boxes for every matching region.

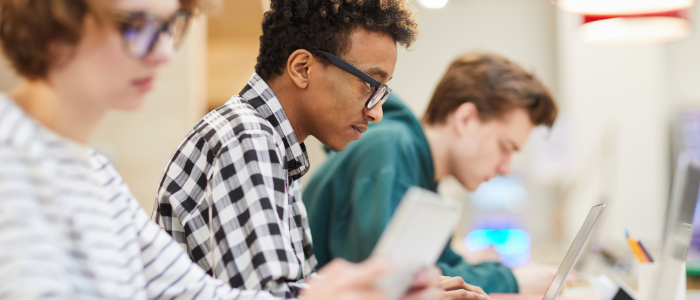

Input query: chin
[463,179,482,192]
[326,141,350,152]
[318,136,353,152]
[114,96,147,112]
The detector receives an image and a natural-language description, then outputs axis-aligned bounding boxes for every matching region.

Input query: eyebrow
[507,138,521,152]
[364,67,390,82]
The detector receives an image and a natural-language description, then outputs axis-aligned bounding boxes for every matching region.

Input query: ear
[285,49,315,89]
[47,40,75,69]
[450,102,479,136]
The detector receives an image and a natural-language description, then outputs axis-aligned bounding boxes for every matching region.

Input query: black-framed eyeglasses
[113,10,190,58]
[312,50,391,110]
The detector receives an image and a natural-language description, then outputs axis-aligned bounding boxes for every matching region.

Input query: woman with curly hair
[0,0,440,299]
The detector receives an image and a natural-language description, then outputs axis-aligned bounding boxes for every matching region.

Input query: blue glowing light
[465,229,531,255]
[465,229,531,267]
[465,229,492,251]
[501,250,531,268]
[494,229,531,255]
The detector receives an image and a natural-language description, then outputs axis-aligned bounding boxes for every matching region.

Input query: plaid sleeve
[152,130,211,255]
[154,127,306,298]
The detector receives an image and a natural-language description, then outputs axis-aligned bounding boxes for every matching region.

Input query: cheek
[95,35,136,84]
[90,34,147,108]
[459,137,498,174]
[327,85,365,121]
[473,131,501,162]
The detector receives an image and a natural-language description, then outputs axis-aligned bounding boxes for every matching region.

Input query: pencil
[637,240,654,263]
[627,238,646,263]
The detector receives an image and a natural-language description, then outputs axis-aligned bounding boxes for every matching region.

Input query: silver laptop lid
[542,204,606,300]
[652,153,700,300]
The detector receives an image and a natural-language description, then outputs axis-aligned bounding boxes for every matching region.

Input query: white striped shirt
[0,94,281,300]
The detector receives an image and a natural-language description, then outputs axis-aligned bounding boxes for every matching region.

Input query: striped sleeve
[0,146,71,300]
[129,191,283,300]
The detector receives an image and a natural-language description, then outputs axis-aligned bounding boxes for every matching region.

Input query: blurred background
[2,0,699,276]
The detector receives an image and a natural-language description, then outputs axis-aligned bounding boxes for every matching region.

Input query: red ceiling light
[558,0,693,15]
[578,9,692,46]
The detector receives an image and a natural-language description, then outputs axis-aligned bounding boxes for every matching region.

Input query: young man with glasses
[303,52,567,296]
[151,1,489,299]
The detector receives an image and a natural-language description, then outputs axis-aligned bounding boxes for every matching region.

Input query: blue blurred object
[465,176,532,267]
[493,229,531,255]
[465,229,492,251]
[501,250,531,268]
[470,176,528,213]
[465,229,531,267]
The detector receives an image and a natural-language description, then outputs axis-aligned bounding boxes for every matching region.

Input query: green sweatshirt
[302,94,519,294]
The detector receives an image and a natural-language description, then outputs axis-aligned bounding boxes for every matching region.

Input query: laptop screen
[542,204,606,300]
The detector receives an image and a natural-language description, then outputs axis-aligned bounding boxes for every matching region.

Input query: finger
[463,283,487,296]
[399,287,441,300]
[437,277,487,296]
[442,290,490,300]
[438,277,466,291]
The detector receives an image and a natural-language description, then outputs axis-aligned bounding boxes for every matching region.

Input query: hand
[300,258,391,300]
[436,276,491,300]
[512,262,577,295]
[400,268,489,300]
[399,267,442,300]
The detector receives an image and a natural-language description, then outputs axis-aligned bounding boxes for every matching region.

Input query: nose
[144,32,175,66]
[364,103,384,123]
[497,155,512,176]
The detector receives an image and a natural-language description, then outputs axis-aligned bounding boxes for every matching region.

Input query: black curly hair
[255,0,419,80]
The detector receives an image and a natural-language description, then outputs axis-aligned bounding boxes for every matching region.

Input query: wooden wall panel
[207,0,263,110]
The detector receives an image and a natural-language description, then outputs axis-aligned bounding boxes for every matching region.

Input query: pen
[626,230,647,263]
[637,240,654,263]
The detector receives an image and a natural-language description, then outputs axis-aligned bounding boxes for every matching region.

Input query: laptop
[490,203,606,300]
[650,152,700,300]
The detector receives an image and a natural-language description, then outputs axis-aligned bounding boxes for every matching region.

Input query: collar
[238,73,310,182]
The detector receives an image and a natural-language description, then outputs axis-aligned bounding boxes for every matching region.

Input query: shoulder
[157,97,286,200]
[310,121,415,185]
[346,119,418,161]
[0,95,48,158]
[355,93,422,155]
[89,151,123,184]
[88,150,140,211]
[0,96,70,187]
[196,96,278,142]
[185,96,282,158]
[165,97,283,173]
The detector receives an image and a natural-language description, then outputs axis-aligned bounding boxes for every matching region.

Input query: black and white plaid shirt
[152,73,317,298]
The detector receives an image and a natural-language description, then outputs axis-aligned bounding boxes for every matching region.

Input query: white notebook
[370,187,462,300]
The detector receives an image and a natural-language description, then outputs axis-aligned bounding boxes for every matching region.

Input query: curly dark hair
[0,0,202,80]
[255,0,419,80]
